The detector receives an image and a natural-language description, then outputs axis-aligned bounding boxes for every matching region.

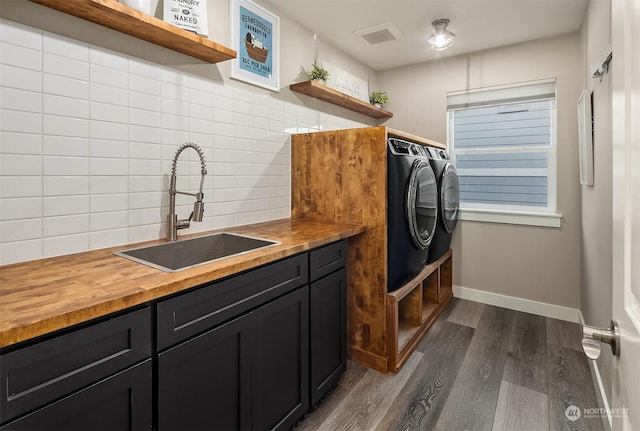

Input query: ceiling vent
[354,22,403,45]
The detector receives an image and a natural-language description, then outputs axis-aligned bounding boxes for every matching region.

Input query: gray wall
[378,33,583,310]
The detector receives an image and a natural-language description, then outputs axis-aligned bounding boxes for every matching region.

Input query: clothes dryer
[427,147,460,263]
[387,138,438,292]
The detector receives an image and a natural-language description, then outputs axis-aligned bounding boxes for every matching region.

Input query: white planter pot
[120,0,153,15]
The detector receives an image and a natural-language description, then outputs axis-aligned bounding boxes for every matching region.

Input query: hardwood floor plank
[435,305,517,431]
[503,312,548,393]
[311,351,423,431]
[447,298,486,328]
[546,318,582,351]
[492,380,549,431]
[375,321,474,431]
[295,361,369,430]
[547,345,605,431]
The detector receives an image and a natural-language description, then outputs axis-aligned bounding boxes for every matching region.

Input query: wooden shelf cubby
[289,80,393,119]
[386,249,453,372]
[30,0,237,64]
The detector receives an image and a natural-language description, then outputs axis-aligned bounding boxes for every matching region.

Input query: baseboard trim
[452,285,580,323]
[578,311,613,431]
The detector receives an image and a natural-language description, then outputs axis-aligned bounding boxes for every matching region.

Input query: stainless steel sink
[114,233,280,272]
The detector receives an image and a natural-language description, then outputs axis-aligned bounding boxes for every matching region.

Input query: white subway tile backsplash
[90,193,128,212]
[1,42,41,71]
[43,33,89,61]
[43,214,89,237]
[43,156,89,176]
[90,64,127,88]
[44,195,89,216]
[91,210,127,231]
[0,176,41,198]
[0,239,42,264]
[0,21,368,265]
[90,176,128,194]
[44,115,90,138]
[91,82,128,106]
[0,20,41,49]
[43,233,89,257]
[44,53,89,81]
[129,57,161,79]
[43,73,88,99]
[90,228,128,249]
[90,139,128,158]
[91,101,128,123]
[44,136,89,157]
[0,218,42,242]
[0,109,42,134]
[44,94,89,119]
[90,120,128,141]
[90,157,129,176]
[0,154,42,175]
[90,47,128,71]
[129,90,161,111]
[0,197,42,221]
[44,176,89,196]
[0,132,42,154]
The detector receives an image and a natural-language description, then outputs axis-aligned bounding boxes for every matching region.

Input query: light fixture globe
[427,18,456,51]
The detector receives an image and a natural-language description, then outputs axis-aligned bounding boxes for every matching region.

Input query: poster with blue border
[230,0,280,92]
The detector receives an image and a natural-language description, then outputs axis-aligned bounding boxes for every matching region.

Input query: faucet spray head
[192,193,204,222]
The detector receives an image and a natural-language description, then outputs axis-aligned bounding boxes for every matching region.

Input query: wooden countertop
[0,219,364,348]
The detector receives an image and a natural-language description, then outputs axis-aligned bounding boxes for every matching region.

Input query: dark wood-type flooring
[295,298,605,431]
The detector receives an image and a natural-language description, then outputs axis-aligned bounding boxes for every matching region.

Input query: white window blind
[448,79,558,217]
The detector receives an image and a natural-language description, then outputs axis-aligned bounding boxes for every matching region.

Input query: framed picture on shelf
[230,0,280,92]
[577,89,594,185]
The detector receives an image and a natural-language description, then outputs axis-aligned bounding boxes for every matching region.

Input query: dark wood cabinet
[309,267,347,406]
[1,361,152,431]
[1,240,348,431]
[0,308,152,430]
[158,313,252,431]
[158,286,310,431]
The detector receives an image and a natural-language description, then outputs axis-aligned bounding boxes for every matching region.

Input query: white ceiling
[263,0,590,71]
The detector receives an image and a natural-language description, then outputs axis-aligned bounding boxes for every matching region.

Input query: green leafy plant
[309,63,329,82]
[369,91,389,107]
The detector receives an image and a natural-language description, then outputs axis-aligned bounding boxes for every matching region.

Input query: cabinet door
[251,286,310,431]
[309,268,347,406]
[0,360,152,431]
[158,314,252,431]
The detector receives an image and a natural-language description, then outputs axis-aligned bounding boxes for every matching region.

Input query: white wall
[0,1,378,265]
[378,33,583,310]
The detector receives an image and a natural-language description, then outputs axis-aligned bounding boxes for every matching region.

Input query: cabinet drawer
[1,360,152,431]
[0,307,151,424]
[309,240,347,282]
[157,254,308,350]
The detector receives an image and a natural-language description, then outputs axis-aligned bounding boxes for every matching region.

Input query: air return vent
[354,22,402,45]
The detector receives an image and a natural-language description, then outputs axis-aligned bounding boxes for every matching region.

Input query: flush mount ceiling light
[427,18,456,51]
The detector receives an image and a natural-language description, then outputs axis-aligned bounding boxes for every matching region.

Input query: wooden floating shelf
[289,80,393,119]
[30,0,237,64]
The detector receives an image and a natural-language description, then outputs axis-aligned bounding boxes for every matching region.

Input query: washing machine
[426,147,460,264]
[387,138,439,292]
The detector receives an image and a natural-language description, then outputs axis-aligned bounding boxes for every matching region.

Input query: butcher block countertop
[0,219,364,349]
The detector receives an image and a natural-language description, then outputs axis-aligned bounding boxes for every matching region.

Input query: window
[447,79,561,227]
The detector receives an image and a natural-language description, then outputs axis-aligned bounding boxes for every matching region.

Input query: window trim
[447,79,559,227]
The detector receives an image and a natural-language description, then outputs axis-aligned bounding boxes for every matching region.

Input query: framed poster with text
[230,0,280,92]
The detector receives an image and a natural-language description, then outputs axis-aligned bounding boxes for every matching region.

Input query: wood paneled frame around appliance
[291,126,447,372]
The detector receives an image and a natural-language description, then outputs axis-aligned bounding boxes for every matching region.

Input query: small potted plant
[369,91,388,108]
[309,63,329,83]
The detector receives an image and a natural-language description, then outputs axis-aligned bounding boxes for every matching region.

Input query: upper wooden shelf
[290,80,393,119]
[30,0,237,64]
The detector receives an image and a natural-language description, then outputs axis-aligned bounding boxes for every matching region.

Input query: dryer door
[441,163,460,234]
[406,160,438,249]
